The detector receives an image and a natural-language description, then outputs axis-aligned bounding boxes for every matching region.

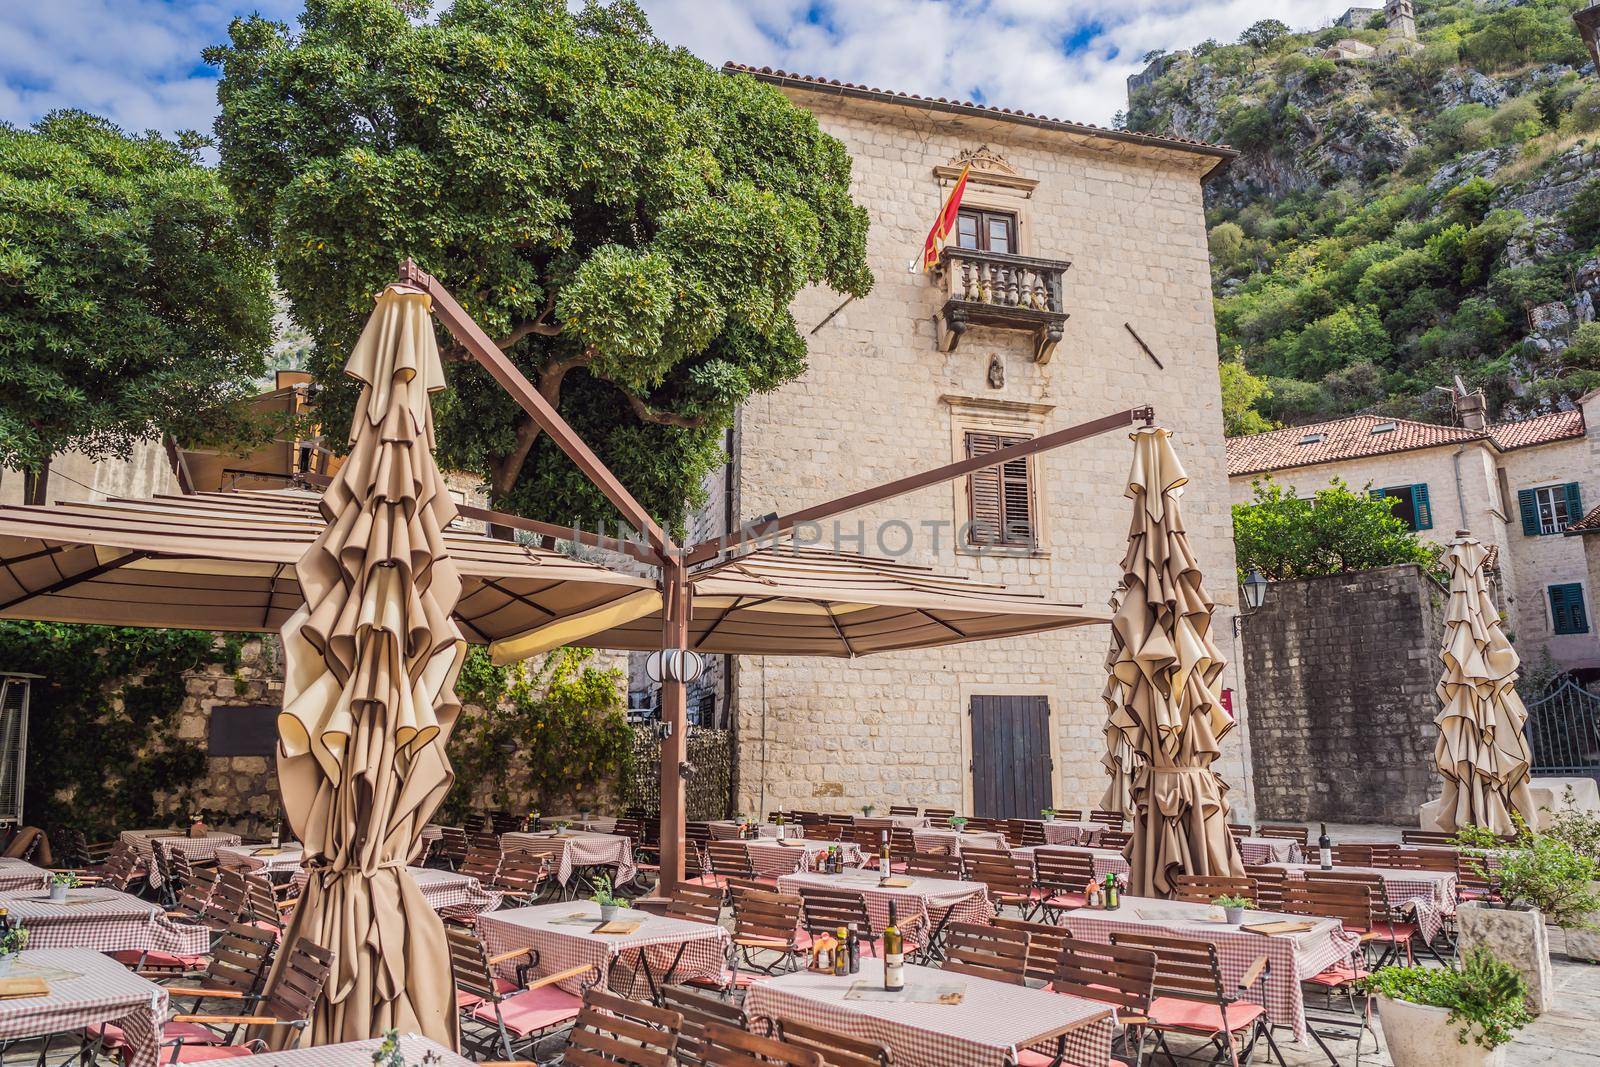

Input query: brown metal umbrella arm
[0,549,151,613]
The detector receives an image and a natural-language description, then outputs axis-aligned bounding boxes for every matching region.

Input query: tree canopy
[0,111,274,502]
[207,0,873,532]
[1233,477,1443,581]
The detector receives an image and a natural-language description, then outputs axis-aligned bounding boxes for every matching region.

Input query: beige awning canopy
[0,489,655,643]
[492,545,1110,662]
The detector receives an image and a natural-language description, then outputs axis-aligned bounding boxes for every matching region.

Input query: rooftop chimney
[1454,375,1488,431]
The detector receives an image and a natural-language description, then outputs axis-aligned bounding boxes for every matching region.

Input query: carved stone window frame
[934,146,1038,256]
[942,394,1054,558]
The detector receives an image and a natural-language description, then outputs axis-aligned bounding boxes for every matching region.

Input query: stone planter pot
[1455,901,1554,1014]
[1376,995,1505,1067]
[1560,883,1600,963]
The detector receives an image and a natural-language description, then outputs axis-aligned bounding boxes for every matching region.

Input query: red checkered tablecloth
[118,831,242,887]
[219,1036,473,1067]
[501,831,637,886]
[0,859,53,894]
[744,958,1113,1067]
[1041,821,1103,847]
[709,821,804,841]
[476,902,729,998]
[0,889,209,957]
[1268,863,1456,942]
[776,871,993,947]
[0,950,168,1067]
[290,867,500,917]
[216,845,304,877]
[1015,845,1131,881]
[1239,837,1302,865]
[744,840,864,878]
[1057,896,1360,1042]
[910,829,1008,854]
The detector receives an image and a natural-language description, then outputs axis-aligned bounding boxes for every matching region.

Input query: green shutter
[1411,484,1433,530]
[1565,483,1584,530]
[1550,583,1591,635]
[1519,489,1540,536]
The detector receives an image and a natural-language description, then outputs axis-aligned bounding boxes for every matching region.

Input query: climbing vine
[0,622,241,837]
[439,646,634,822]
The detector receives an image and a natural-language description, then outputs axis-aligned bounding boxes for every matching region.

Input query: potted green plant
[47,871,79,903]
[554,820,571,835]
[948,816,969,832]
[1361,949,1532,1067]
[591,874,623,922]
[0,924,27,976]
[861,804,876,818]
[1041,807,1056,821]
[1212,894,1252,924]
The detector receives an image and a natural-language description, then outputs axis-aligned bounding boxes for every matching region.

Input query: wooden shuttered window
[965,431,1035,547]
[1549,583,1590,635]
[1370,483,1432,531]
[1520,484,1583,536]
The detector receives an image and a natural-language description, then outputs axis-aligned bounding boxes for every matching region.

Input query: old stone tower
[1384,0,1418,40]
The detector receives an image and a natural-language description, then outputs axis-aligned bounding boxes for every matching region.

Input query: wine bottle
[833,927,850,975]
[1318,822,1332,870]
[1103,873,1120,910]
[847,927,860,974]
[883,901,904,991]
[880,831,891,877]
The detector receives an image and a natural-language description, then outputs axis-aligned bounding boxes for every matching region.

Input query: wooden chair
[563,988,681,1067]
[1098,829,1132,851]
[489,811,525,835]
[164,938,335,1059]
[1170,874,1257,906]
[490,852,551,907]
[469,831,502,855]
[962,855,1036,918]
[991,916,1069,985]
[922,807,955,827]
[1401,830,1456,847]
[448,923,592,1059]
[1227,822,1253,837]
[940,921,1030,985]
[460,845,502,884]
[904,853,960,879]
[665,882,726,925]
[1397,847,1457,872]
[774,1017,891,1067]
[1054,809,1083,821]
[1051,937,1158,1067]
[957,845,1013,872]
[727,890,804,987]
[809,823,844,842]
[700,1021,823,1067]
[659,984,748,1066]
[1302,871,1427,965]
[1011,820,1047,847]
[242,870,296,933]
[1278,882,1379,1061]
[435,826,470,870]
[1256,824,1309,845]
[1456,854,1500,903]
[963,817,1002,834]
[1243,865,1288,911]
[1088,810,1125,829]
[797,886,879,958]
[886,805,919,817]
[706,840,758,884]
[1107,931,1279,1067]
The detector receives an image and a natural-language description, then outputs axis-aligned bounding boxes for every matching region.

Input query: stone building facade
[696,66,1250,819]
[1227,388,1600,680]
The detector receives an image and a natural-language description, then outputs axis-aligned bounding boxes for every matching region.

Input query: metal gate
[1523,679,1600,777]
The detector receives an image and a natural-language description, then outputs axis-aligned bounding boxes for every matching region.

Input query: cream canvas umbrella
[1431,532,1535,834]
[269,284,463,1047]
[1099,588,1136,814]
[1109,427,1244,896]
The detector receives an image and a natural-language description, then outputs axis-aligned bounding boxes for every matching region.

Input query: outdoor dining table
[290,866,501,918]
[0,858,53,893]
[1015,844,1131,881]
[1265,862,1457,943]
[1040,820,1103,847]
[534,815,616,833]
[0,887,209,957]
[475,900,730,999]
[910,828,1008,854]
[211,1036,473,1067]
[742,839,864,878]
[501,830,637,887]
[0,949,167,1067]
[118,830,242,887]
[1238,836,1302,865]
[1056,896,1360,1043]
[709,820,804,841]
[774,869,993,947]
[743,957,1113,1067]
[215,844,303,878]
[882,814,930,829]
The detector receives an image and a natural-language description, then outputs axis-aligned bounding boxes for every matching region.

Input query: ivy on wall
[439,646,634,823]
[0,622,241,837]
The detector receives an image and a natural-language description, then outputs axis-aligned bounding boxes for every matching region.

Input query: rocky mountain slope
[1123,0,1600,431]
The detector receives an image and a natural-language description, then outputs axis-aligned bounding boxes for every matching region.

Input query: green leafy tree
[1239,19,1291,53]
[0,112,274,503]
[1233,477,1443,581]
[207,0,872,531]
[1219,357,1275,435]
[1563,179,1600,252]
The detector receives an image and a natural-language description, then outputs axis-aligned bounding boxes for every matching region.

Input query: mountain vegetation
[1123,0,1600,431]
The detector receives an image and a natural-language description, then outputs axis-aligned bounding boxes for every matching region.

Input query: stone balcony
[933,247,1071,364]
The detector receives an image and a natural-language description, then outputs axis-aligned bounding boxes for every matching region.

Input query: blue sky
[0,0,1354,138]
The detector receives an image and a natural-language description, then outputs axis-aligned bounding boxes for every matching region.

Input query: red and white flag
[909,166,969,272]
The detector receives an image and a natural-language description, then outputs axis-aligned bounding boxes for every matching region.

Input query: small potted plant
[1212,894,1251,924]
[861,804,876,818]
[1361,949,1531,1067]
[948,816,969,832]
[48,871,79,903]
[591,874,623,923]
[1041,807,1056,821]
[0,924,27,976]
[554,820,571,835]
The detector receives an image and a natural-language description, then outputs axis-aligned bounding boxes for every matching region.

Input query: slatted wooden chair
[489,810,526,835]
[961,817,1001,834]
[809,823,845,842]
[1278,881,1379,1062]
[1054,808,1083,821]
[1243,865,1289,911]
[1098,829,1132,851]
[957,845,1013,872]
[1170,874,1258,906]
[469,830,502,855]
[562,988,681,1067]
[1107,931,1280,1067]
[725,890,805,987]
[461,845,502,885]
[1012,820,1048,847]
[447,922,592,1059]
[774,1018,891,1067]
[489,852,550,907]
[887,828,917,871]
[665,882,727,925]
[886,805,919,817]
[796,886,879,959]
[1035,937,1158,1067]
[1330,844,1374,867]
[904,853,960,879]
[163,938,335,1060]
[987,916,1066,986]
[1401,829,1456,846]
[700,1022,824,1067]
[1227,822,1253,837]
[922,807,955,827]
[1257,824,1309,845]
[963,854,1036,918]
[1088,810,1126,829]
[1303,869,1420,962]
[242,870,296,934]
[1456,853,1500,904]
[659,985,748,1066]
[940,922,1030,985]
[706,840,758,885]
[434,825,470,870]
[1397,847,1457,872]
[1033,849,1094,920]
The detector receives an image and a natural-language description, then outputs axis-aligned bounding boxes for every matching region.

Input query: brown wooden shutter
[965,432,1035,547]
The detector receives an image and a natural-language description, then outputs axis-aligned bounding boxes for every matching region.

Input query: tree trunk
[22,459,50,506]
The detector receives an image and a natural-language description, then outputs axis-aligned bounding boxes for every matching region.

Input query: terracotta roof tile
[1487,409,1586,451]
[1567,503,1600,535]
[721,63,1237,162]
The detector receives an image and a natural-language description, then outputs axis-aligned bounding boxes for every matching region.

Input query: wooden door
[969,695,1053,819]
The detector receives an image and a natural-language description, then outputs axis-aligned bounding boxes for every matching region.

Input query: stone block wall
[1241,564,1446,824]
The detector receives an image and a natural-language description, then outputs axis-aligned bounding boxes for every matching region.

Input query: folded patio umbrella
[1099,589,1136,814]
[267,284,462,1047]
[1432,533,1536,835]
[1109,427,1244,896]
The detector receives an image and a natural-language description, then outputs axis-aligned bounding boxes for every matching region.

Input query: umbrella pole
[658,554,690,894]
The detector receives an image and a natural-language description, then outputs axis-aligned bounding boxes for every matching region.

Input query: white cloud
[0,0,1354,140]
